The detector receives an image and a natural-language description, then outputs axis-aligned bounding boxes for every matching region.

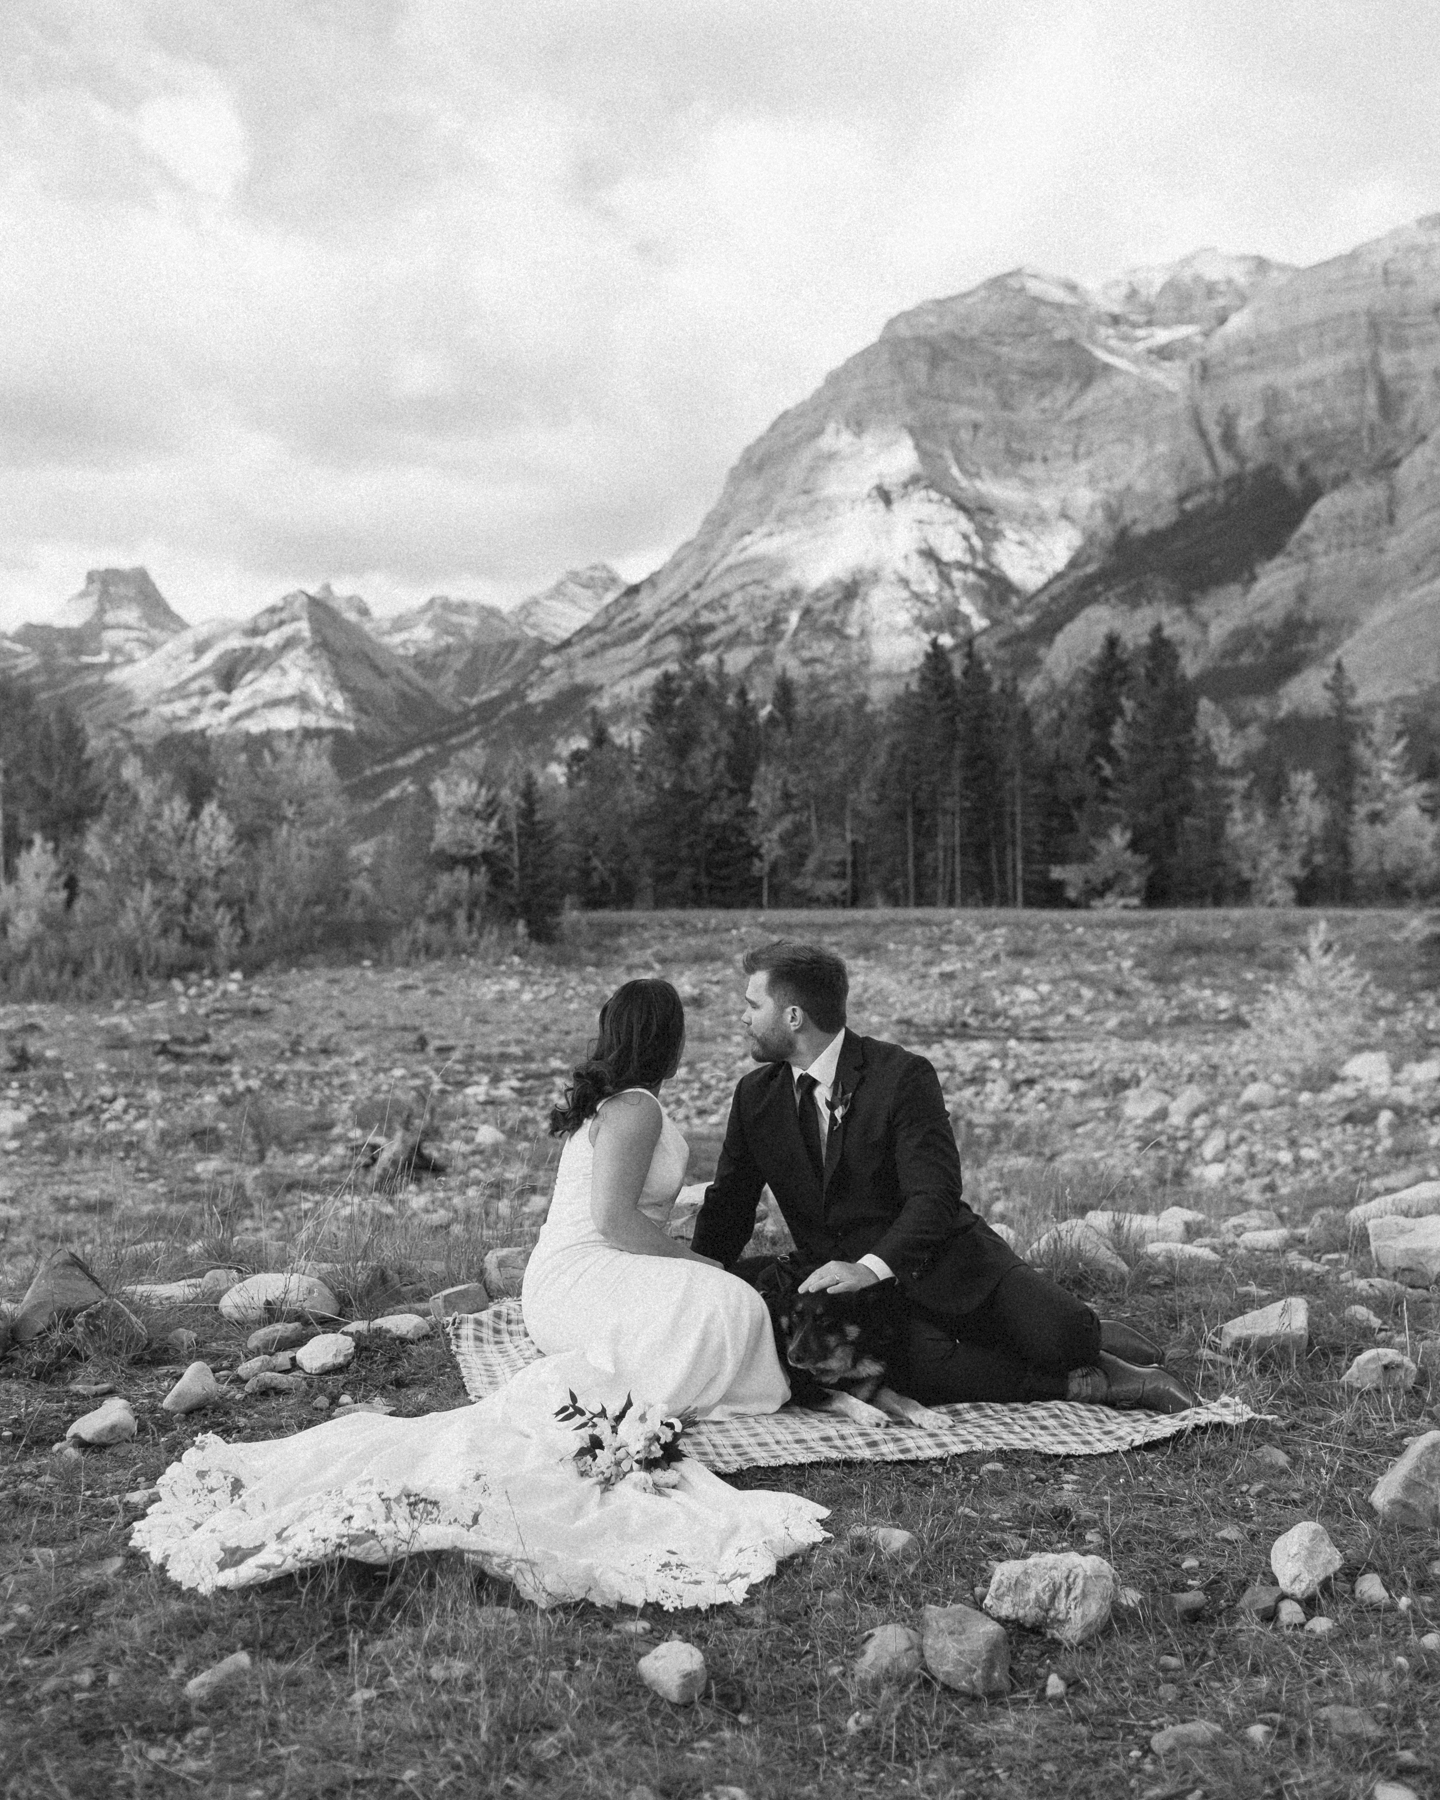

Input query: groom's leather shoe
[1095,1352,1198,1414]
[1099,1319,1165,1366]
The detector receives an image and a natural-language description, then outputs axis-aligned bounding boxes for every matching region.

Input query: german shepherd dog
[740,1257,948,1429]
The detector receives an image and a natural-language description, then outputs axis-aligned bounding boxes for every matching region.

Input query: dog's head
[781,1290,886,1388]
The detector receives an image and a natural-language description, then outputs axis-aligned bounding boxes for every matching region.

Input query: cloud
[1,0,1439,631]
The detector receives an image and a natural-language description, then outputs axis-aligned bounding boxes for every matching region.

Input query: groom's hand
[799,1260,879,1296]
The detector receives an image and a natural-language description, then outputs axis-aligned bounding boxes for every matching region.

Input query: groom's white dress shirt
[791,1030,893,1285]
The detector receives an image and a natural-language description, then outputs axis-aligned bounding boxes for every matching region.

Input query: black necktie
[796,1072,824,1179]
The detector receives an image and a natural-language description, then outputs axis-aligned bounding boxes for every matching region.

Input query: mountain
[109,588,456,762]
[376,595,545,705]
[521,218,1440,730]
[513,564,626,644]
[14,567,188,666]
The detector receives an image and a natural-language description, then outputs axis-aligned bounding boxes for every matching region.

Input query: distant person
[692,939,1197,1413]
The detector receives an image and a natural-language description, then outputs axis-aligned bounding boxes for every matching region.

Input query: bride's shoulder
[588,1087,664,1145]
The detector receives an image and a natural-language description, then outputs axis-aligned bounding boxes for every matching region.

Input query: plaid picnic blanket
[444,1302,1257,1475]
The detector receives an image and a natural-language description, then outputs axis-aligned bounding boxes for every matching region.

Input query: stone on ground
[1349,1180,1440,1227]
[1029,1219,1129,1278]
[1236,1228,1291,1253]
[1276,1598,1307,1628]
[920,1603,1010,1696]
[1142,1241,1222,1273]
[365,1312,431,1341]
[1369,1431,1440,1529]
[73,1296,150,1358]
[161,1361,220,1414]
[1122,1087,1170,1124]
[13,1249,107,1343]
[1342,1347,1418,1391]
[473,1124,507,1150]
[1167,1085,1209,1126]
[1344,1305,1385,1330]
[636,1639,707,1703]
[429,1281,490,1320]
[1150,1721,1224,1755]
[1233,1583,1282,1621]
[983,1552,1115,1645]
[295,1332,356,1374]
[1223,1208,1283,1237]
[1373,1783,1422,1800]
[236,1352,294,1378]
[244,1370,308,1396]
[1353,1572,1389,1607]
[246,1321,309,1354]
[1238,1080,1279,1110]
[1218,1298,1308,1357]
[1304,1615,1338,1637]
[850,1526,919,1561]
[218,1272,338,1325]
[1341,1051,1392,1091]
[185,1651,251,1701]
[66,1396,137,1445]
[1315,1703,1382,1740]
[483,1246,531,1295]
[1270,1521,1342,1598]
[853,1623,923,1685]
[1366,1216,1440,1284]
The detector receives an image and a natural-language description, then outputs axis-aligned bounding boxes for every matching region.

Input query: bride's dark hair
[548,978,686,1136]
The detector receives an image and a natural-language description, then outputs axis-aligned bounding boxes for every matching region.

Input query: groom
[692,939,1196,1413]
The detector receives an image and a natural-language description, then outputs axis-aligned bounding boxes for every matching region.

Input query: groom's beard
[746,1022,796,1063]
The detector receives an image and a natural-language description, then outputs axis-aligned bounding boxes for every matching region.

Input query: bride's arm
[590,1094,716,1262]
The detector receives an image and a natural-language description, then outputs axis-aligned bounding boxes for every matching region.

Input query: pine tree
[1114,625,1201,906]
[915,639,960,904]
[513,769,565,943]
[0,672,103,883]
[955,639,1005,903]
[1318,659,1363,902]
[563,710,641,909]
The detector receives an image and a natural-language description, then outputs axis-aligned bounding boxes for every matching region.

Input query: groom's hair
[743,940,848,1033]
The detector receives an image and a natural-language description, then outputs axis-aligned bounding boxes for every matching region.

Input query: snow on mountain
[513,564,626,644]
[377,595,544,704]
[16,568,187,665]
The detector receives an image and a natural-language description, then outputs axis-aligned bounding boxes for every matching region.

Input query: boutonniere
[828,1085,853,1128]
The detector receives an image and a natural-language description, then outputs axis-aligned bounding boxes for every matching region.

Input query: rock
[636,1639,707,1703]
[1304,1614,1338,1637]
[1341,1348,1418,1392]
[1233,1583,1281,1621]
[920,1603,1010,1697]
[853,1623,923,1685]
[1373,1784,1422,1800]
[12,1249,108,1343]
[124,1279,208,1304]
[1367,1216,1440,1284]
[1237,1229,1292,1254]
[1304,1208,1348,1251]
[1344,1305,1386,1330]
[243,1370,309,1396]
[364,1313,431,1341]
[66,1396,137,1446]
[1417,1340,1440,1373]
[295,1332,356,1375]
[1169,1589,1207,1618]
[218,1272,338,1326]
[1353,1572,1389,1607]
[1029,1219,1130,1278]
[1401,1058,1440,1086]
[236,1352,295,1378]
[1223,1208,1283,1237]
[473,1124,507,1150]
[1167,1085,1209,1126]
[1083,1210,1177,1247]
[1141,1242,1223,1273]
[1276,1598,1307,1628]
[1218,1298,1308,1357]
[1244,1722,1276,1748]
[1270,1522,1342,1598]
[246,1321,309,1353]
[1342,1051,1392,1091]
[197,1267,243,1299]
[73,1297,150,1358]
[1157,1206,1210,1239]
[1422,1631,1440,1654]
[850,1525,920,1560]
[429,1281,490,1320]
[1150,1721,1224,1755]
[1369,1431,1440,1529]
[1341,1275,1410,1301]
[1238,1081,1279,1110]
[1350,1180,1440,1226]
[184,1651,251,1701]
[983,1553,1115,1645]
[1123,1087,1171,1124]
[161,1362,220,1414]
[1199,1127,1229,1164]
[1315,1703,1382,1741]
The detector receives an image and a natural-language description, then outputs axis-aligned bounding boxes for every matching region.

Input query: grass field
[2,907,1439,1800]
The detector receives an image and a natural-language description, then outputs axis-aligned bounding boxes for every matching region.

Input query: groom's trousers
[904,1265,1101,1404]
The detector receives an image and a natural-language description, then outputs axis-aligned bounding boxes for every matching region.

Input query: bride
[132,978,825,1609]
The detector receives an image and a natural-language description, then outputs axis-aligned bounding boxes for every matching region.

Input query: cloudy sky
[2,0,1438,632]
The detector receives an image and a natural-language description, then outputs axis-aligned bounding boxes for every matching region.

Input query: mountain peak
[514,564,626,644]
[20,566,186,664]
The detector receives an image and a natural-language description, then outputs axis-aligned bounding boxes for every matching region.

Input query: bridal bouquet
[554,1390,688,1492]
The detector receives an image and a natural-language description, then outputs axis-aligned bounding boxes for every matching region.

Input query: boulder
[483,1246,531,1296]
[243,1370,308,1396]
[184,1651,251,1701]
[1349,1180,1440,1227]
[1353,1572,1389,1607]
[218,1272,338,1325]
[1167,1085,1209,1127]
[1343,1305,1385,1330]
[1156,1207,1209,1240]
[850,1526,920,1561]
[636,1639,707,1703]
[1341,1348,1417,1392]
[245,1321,309,1354]
[1276,1598,1306,1628]
[1150,1721,1224,1755]
[364,1313,431,1341]
[1222,1208,1283,1238]
[295,1332,356,1375]
[1083,1210,1175,1248]
[1122,1088,1171,1125]
[1029,1219,1130,1279]
[1232,1583,1282,1621]
[920,1604,1010,1697]
[473,1124,507,1150]
[1400,1059,1440,1086]
[1238,1081,1279,1111]
[1340,1051,1392,1091]
[66,1396,137,1446]
[1314,1703,1382,1741]
[12,1249,107,1343]
[1304,1208,1348,1252]
[853,1623,924,1685]
[1237,1229,1292,1254]
[429,1281,490,1320]
[1218,1298,1308,1358]
[161,1362,220,1414]
[236,1352,295,1379]
[73,1297,150,1359]
[1141,1242,1222,1273]
[1369,1430,1440,1529]
[983,1552,1115,1645]
[1270,1522,1342,1599]
[1366,1216,1440,1284]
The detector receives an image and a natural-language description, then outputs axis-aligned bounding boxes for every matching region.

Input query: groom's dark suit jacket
[692,1030,1021,1320]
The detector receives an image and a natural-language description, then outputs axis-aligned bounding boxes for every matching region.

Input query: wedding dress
[132,1095,825,1608]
